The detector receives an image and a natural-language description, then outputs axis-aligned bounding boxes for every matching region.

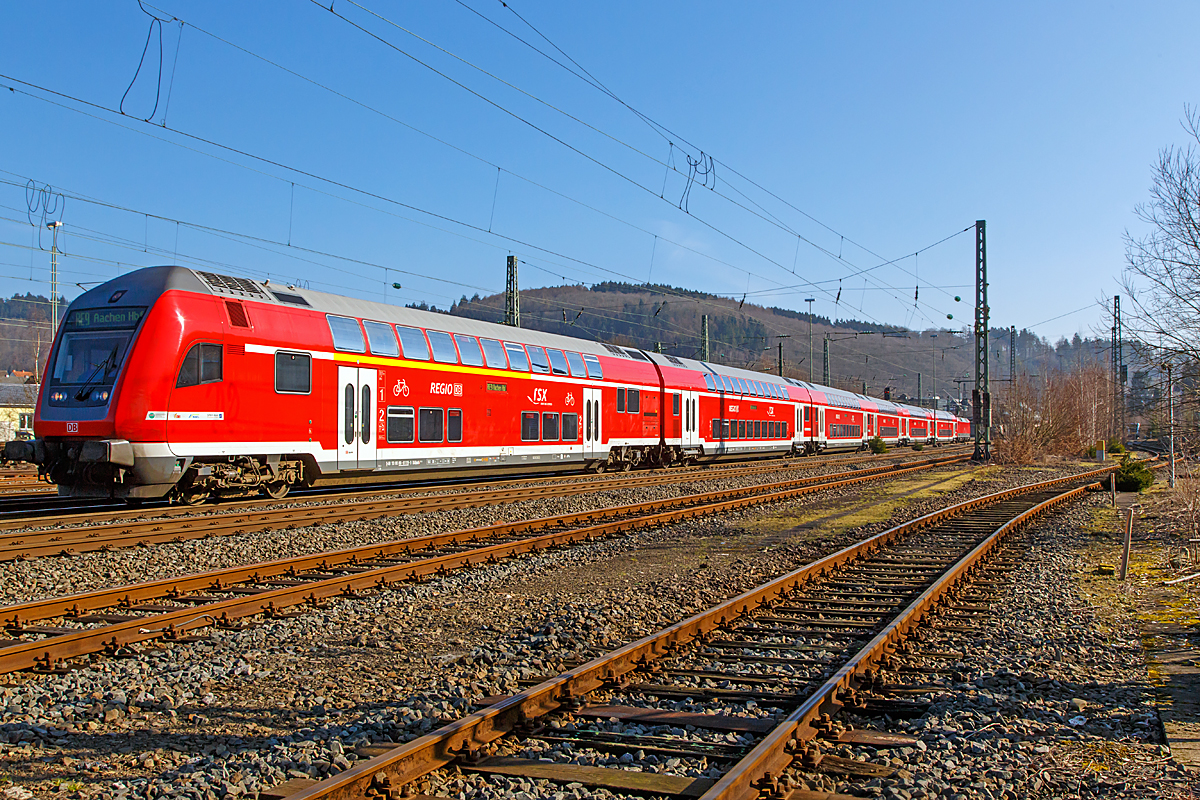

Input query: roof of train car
[100,267,953,416]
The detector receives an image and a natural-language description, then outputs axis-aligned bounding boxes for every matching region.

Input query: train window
[703,374,715,391]
[783,421,788,437]
[751,381,761,397]
[327,315,366,353]
[722,420,730,439]
[361,385,372,444]
[771,421,778,438]
[752,421,759,438]
[418,407,444,442]
[344,384,355,445]
[526,346,551,374]
[628,389,640,414]
[617,388,626,413]
[721,376,735,393]
[546,349,570,376]
[454,335,485,367]
[505,342,531,371]
[565,351,587,377]
[738,421,746,438]
[176,343,223,388]
[739,379,749,395]
[582,353,604,379]
[396,326,430,361]
[275,351,311,394]
[521,411,539,441]
[363,321,400,357]
[542,412,560,441]
[448,409,463,443]
[562,412,579,441]
[672,393,680,416]
[386,407,415,443]
[480,338,508,369]
[712,419,720,439]
[427,331,459,364]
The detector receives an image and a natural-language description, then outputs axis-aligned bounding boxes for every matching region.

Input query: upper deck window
[546,349,570,376]
[582,354,603,379]
[454,335,485,367]
[565,351,587,377]
[327,315,365,353]
[363,321,399,357]
[480,338,508,369]
[396,326,430,361]
[526,345,551,374]
[505,342,530,371]
[427,331,459,364]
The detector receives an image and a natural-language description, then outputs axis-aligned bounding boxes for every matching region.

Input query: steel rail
[0,454,968,673]
[281,464,1116,800]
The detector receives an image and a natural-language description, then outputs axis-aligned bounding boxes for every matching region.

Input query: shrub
[912,442,924,452]
[1107,439,1126,455]
[869,436,888,454]
[1114,456,1154,492]
[1085,444,1098,458]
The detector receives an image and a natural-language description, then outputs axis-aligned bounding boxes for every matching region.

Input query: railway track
[0,447,970,561]
[267,464,1116,800]
[0,453,970,674]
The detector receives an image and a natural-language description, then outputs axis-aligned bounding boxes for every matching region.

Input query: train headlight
[90,389,111,403]
[50,390,67,402]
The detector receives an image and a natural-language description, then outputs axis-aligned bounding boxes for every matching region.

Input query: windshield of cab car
[48,306,146,387]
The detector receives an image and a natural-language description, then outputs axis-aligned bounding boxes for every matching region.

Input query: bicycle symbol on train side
[393,378,411,398]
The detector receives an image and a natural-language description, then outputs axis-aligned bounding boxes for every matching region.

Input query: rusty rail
[281,464,1117,800]
[0,453,967,674]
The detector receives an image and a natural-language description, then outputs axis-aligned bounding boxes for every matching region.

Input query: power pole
[930,333,938,410]
[504,255,520,327]
[972,220,990,461]
[701,315,710,361]
[1115,296,1125,443]
[1112,296,1119,440]
[774,335,791,377]
[822,336,829,386]
[917,372,922,405]
[1010,325,1016,381]
[654,342,663,354]
[805,298,815,381]
[47,221,63,335]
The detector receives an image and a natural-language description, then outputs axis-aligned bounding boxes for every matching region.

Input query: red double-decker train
[5,267,970,503]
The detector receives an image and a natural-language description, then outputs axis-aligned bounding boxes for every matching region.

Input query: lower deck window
[542,412,560,441]
[448,409,463,443]
[562,412,579,441]
[829,424,862,438]
[521,411,539,441]
[387,407,415,443]
[879,425,899,437]
[419,408,444,442]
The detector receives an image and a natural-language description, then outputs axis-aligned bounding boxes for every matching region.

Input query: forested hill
[441,282,1113,404]
[0,293,59,378]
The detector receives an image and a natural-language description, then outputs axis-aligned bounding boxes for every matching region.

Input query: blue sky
[0,1,1195,345]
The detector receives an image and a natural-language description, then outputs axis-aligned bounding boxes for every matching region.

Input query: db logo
[66,422,78,433]
[564,392,575,407]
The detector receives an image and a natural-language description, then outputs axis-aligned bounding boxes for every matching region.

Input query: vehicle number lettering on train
[430,381,463,396]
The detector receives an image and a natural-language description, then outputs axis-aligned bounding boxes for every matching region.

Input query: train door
[583,386,602,460]
[682,390,699,449]
[337,366,378,470]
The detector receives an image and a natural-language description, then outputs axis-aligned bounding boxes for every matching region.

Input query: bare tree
[1123,106,1200,359]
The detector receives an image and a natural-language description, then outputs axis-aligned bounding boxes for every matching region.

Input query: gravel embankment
[792,498,1199,800]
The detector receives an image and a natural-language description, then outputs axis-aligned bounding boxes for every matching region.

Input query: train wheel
[264,481,290,500]
[181,487,210,506]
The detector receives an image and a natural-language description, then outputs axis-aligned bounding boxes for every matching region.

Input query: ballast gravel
[0,459,1108,799]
